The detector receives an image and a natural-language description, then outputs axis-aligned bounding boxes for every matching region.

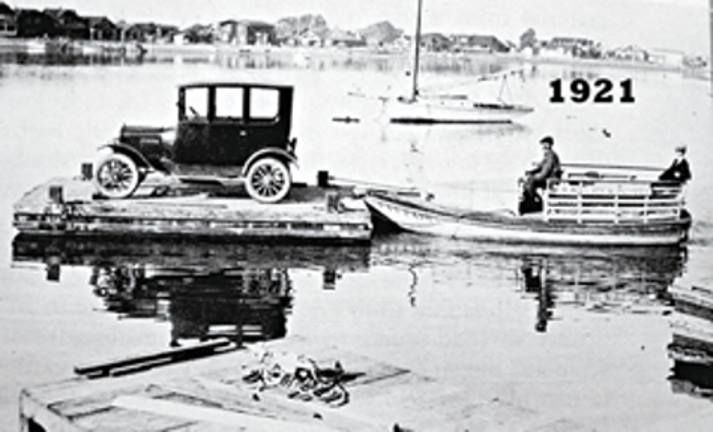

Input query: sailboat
[386,0,534,125]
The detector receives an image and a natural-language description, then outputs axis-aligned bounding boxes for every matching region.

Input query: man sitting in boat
[659,145,692,184]
[519,136,562,215]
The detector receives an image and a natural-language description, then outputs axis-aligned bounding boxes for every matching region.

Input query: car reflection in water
[91,265,292,347]
[12,235,370,347]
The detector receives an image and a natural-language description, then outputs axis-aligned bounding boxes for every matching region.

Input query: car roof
[179,82,293,90]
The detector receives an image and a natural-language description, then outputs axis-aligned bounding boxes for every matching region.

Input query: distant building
[0,2,17,37]
[450,34,509,53]
[122,22,179,43]
[86,16,119,41]
[544,36,599,58]
[605,45,649,62]
[43,8,89,39]
[420,32,451,52]
[548,36,594,50]
[180,23,215,44]
[218,19,275,45]
[15,8,56,38]
[648,48,685,68]
[325,28,366,48]
[291,29,323,47]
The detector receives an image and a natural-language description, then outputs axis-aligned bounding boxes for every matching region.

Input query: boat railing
[542,164,685,223]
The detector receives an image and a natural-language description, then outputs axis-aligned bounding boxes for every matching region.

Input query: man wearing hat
[659,145,692,184]
[522,136,562,204]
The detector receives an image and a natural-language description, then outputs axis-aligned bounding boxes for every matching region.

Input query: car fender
[98,143,159,171]
[241,148,298,176]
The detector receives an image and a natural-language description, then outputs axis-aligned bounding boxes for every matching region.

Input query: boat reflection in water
[11,235,370,347]
[374,237,686,332]
[667,278,713,400]
[514,247,686,333]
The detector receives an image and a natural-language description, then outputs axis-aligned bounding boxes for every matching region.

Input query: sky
[9,0,712,54]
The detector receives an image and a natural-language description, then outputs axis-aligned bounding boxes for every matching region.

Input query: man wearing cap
[659,146,692,184]
[523,136,562,200]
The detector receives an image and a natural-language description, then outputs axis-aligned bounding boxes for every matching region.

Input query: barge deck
[12,177,372,244]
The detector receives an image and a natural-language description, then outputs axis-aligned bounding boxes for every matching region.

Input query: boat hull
[387,98,532,124]
[365,194,690,246]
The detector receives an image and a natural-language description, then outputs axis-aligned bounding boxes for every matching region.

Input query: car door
[208,86,250,167]
[242,87,285,155]
[174,86,213,164]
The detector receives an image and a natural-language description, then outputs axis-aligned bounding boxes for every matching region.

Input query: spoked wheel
[245,157,291,203]
[93,153,142,199]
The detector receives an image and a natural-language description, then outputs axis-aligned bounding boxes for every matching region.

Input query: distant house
[181,23,215,44]
[296,29,323,47]
[648,48,685,68]
[44,8,89,39]
[122,22,179,43]
[325,28,365,48]
[545,36,597,57]
[420,33,451,52]
[450,34,509,53]
[15,8,56,38]
[548,36,594,50]
[218,19,275,45]
[86,16,119,41]
[0,2,17,37]
[605,45,649,62]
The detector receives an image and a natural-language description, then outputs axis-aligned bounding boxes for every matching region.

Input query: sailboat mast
[709,0,713,88]
[411,0,423,100]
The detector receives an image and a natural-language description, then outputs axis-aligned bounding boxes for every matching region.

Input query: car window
[184,87,208,119]
[250,88,279,121]
[215,87,244,119]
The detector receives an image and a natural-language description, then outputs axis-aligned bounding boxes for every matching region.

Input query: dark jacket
[528,149,562,182]
[659,158,691,183]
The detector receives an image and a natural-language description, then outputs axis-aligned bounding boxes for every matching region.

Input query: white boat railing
[542,165,686,224]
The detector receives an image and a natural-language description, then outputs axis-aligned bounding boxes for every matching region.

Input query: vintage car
[93,82,297,203]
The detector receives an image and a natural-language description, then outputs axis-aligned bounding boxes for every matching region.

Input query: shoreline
[1,36,710,79]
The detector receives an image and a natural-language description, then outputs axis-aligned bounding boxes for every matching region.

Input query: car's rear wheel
[93,152,141,199]
[245,157,291,203]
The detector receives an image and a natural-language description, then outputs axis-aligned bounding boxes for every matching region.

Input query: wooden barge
[12,176,372,244]
[19,337,585,432]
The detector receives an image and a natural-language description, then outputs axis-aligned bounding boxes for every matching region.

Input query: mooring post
[325,192,341,213]
[48,185,64,205]
[317,170,330,188]
[81,163,93,181]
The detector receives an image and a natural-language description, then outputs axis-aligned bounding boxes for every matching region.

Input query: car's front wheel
[245,157,291,203]
[93,152,141,199]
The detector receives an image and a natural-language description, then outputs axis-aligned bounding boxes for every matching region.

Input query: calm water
[1,51,713,430]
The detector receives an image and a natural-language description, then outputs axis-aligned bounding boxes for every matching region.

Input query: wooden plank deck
[13,177,372,244]
[20,338,587,432]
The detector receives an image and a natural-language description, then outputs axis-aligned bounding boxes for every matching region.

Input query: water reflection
[0,51,146,66]
[0,50,521,76]
[668,282,713,401]
[91,264,292,347]
[12,233,698,404]
[515,248,685,332]
[12,235,370,347]
[374,238,686,328]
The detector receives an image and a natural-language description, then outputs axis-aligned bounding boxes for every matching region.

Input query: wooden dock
[20,337,586,432]
[13,177,372,244]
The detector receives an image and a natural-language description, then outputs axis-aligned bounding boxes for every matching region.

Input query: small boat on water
[365,164,691,246]
[352,0,533,125]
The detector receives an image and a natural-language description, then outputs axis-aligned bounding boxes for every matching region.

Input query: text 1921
[549,78,635,103]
